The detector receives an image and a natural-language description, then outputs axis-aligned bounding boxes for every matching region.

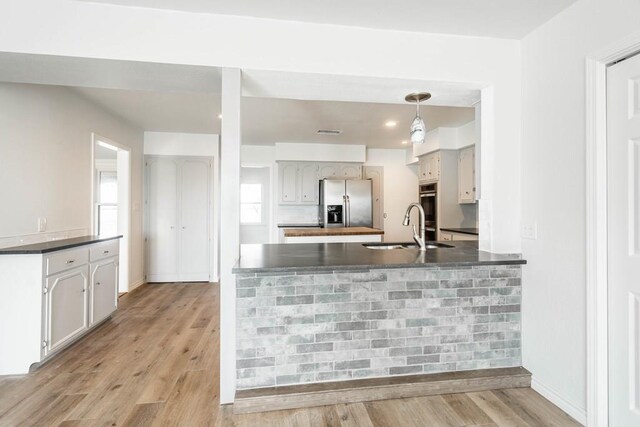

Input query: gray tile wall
[235,265,521,390]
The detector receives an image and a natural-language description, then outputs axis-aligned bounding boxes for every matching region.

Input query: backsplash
[0,228,89,249]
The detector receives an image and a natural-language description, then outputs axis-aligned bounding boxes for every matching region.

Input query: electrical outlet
[521,222,537,240]
[37,217,47,232]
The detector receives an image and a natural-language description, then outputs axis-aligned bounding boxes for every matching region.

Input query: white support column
[478,87,494,253]
[219,67,241,404]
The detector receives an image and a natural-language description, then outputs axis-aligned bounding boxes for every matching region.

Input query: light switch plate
[521,222,537,240]
[37,217,47,232]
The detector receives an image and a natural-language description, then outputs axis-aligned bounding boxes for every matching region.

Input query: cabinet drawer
[46,248,89,276]
[90,240,120,262]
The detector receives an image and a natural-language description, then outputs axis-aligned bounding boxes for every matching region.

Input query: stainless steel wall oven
[419,183,437,240]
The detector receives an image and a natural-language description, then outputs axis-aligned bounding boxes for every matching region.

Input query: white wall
[365,149,419,241]
[0,0,522,254]
[144,131,219,157]
[0,82,145,287]
[521,0,640,422]
[275,143,366,162]
[143,131,220,280]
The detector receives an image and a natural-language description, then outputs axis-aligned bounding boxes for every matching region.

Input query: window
[240,183,262,224]
[97,171,118,236]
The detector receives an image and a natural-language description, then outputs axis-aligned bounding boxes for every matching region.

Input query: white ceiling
[242,98,474,148]
[95,144,118,160]
[79,0,578,39]
[0,53,221,93]
[72,87,222,133]
[243,70,481,107]
[67,87,473,148]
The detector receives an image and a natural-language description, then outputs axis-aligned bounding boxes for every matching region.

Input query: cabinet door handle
[103,250,110,254]
[66,259,75,264]
[82,288,86,293]
[96,282,101,286]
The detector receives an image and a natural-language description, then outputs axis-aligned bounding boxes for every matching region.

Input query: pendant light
[405,92,431,145]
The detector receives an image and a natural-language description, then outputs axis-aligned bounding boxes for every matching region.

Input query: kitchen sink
[362,242,453,250]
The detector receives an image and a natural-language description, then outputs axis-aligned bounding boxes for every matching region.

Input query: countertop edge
[232,259,527,275]
[284,228,384,237]
[0,235,123,255]
[440,228,480,236]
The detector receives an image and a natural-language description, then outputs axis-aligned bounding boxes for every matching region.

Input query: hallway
[0,283,578,426]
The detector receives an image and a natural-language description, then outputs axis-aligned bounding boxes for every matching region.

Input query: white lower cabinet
[90,258,118,326]
[0,238,121,375]
[43,242,119,358]
[44,266,89,356]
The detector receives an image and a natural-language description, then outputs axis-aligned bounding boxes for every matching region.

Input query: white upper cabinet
[279,162,299,204]
[300,163,320,204]
[318,163,339,179]
[458,146,476,204]
[339,164,362,179]
[278,161,363,205]
[418,152,440,182]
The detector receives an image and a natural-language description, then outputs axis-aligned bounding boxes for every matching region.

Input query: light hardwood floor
[0,283,580,426]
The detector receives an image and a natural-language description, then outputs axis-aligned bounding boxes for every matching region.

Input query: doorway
[240,166,272,244]
[92,134,131,294]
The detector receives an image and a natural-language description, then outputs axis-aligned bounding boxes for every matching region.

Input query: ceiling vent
[317,129,342,135]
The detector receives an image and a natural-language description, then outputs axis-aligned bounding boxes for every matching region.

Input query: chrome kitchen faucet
[403,203,427,251]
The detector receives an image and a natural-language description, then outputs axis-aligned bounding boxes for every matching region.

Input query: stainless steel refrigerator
[320,179,373,228]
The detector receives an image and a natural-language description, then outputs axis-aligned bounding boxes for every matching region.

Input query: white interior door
[147,158,179,282]
[179,159,211,281]
[607,52,640,426]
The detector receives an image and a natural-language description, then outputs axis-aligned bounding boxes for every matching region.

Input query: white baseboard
[531,378,587,426]
[128,278,145,292]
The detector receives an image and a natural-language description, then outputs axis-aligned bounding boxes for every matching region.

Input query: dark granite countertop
[440,227,479,236]
[233,241,525,273]
[0,235,122,255]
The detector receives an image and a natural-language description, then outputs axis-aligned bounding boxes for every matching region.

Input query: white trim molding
[128,278,145,292]
[585,30,640,427]
[532,378,587,425]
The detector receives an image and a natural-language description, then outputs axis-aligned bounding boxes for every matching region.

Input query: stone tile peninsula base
[235,264,522,391]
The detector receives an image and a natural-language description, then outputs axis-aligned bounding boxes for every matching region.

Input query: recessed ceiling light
[218,114,222,119]
[401,140,408,145]
[385,121,397,128]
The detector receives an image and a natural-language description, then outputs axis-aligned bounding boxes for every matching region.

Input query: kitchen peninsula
[232,240,526,406]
